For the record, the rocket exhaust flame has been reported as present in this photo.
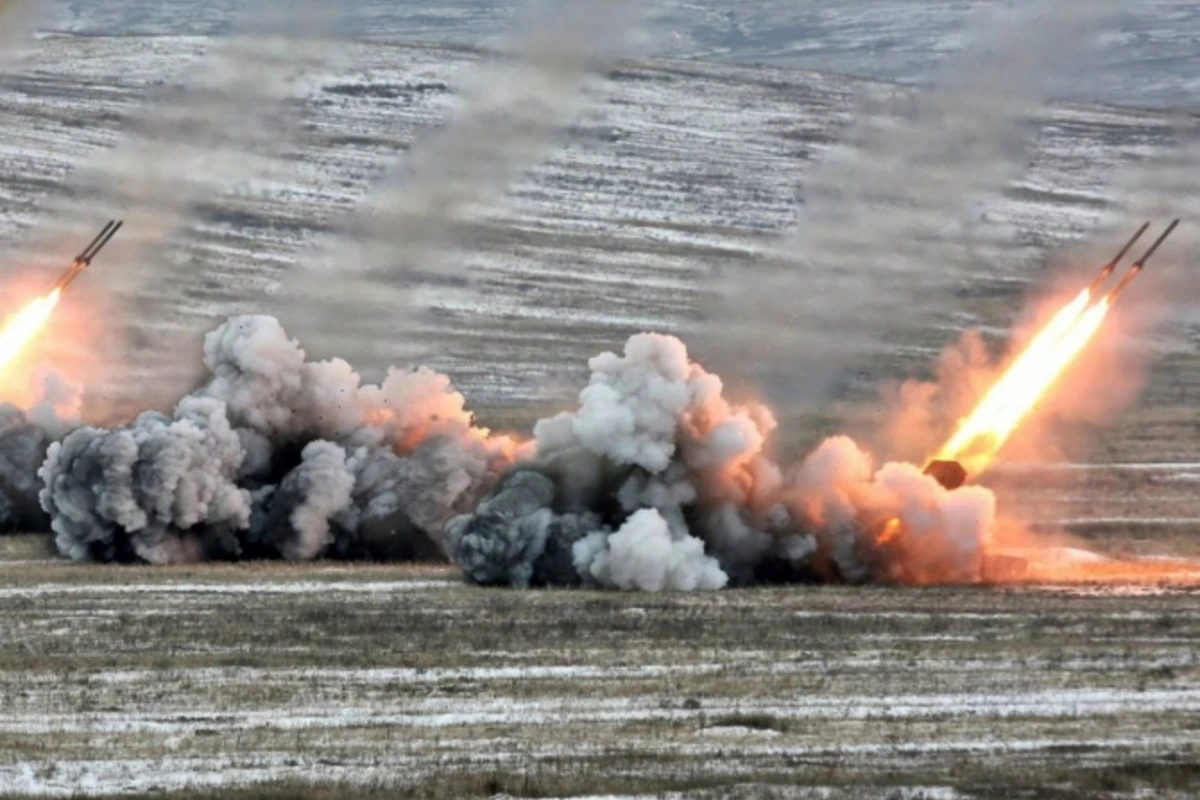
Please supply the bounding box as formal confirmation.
[933,288,1094,477]
[0,220,123,381]
[0,288,61,378]
[927,219,1181,487]
[0,211,1180,590]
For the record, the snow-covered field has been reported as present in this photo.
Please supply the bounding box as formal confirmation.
[0,546,1197,797]
[0,6,1198,797]
[36,1,1200,108]
[0,33,1195,423]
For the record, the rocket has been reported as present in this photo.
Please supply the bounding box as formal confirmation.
[922,219,1182,492]
[51,220,124,293]
[1085,221,1148,294]
[1104,218,1180,301]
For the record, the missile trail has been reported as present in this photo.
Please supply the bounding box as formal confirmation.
[925,219,1182,490]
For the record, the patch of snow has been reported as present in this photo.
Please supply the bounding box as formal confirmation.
[0,580,458,599]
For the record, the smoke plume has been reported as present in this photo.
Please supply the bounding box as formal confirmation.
[7,0,345,416]
[0,0,38,69]
[0,369,79,533]
[448,332,996,590]
[278,0,641,369]
[52,0,340,270]
[876,329,998,464]
[702,0,1122,404]
[39,315,519,563]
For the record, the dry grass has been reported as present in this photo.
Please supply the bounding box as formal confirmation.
[0,534,1198,797]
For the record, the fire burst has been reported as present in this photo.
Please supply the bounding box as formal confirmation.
[0,221,123,382]
[0,289,62,378]
[930,219,1179,482]
[934,289,1108,476]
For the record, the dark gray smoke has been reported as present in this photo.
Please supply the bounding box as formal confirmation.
[39,315,520,563]
[0,369,79,533]
[448,333,995,591]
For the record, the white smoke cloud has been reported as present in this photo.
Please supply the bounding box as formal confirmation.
[7,316,1000,587]
[575,508,728,592]
[789,436,995,584]
[271,441,354,560]
[556,333,701,472]
[450,332,996,591]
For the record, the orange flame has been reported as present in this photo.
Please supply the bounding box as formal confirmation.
[876,517,903,546]
[0,289,62,380]
[934,289,1110,476]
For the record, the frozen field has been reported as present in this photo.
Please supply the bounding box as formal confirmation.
[0,12,1199,799]
[0,35,1196,423]
[39,0,1200,107]
[0,536,1197,798]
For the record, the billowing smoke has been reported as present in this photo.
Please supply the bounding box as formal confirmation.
[448,332,995,590]
[39,315,520,564]
[0,369,80,533]
[876,329,998,465]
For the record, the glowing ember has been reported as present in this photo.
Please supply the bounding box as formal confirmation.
[877,517,903,546]
[934,289,1110,476]
[0,289,61,379]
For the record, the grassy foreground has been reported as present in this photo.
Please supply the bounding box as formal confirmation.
[0,535,1198,798]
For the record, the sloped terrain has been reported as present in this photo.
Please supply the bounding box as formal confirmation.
[0,15,1198,800]
[0,35,1191,410]
[39,0,1200,107]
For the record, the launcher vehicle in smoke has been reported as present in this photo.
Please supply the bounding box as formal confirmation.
[923,459,968,491]
[922,219,1181,492]
[52,220,123,293]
